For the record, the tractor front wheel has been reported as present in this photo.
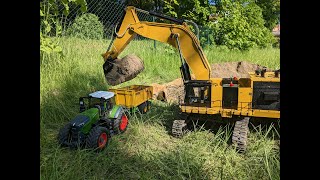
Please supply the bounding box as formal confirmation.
[58,123,72,147]
[86,126,110,151]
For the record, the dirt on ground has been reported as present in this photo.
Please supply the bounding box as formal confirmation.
[152,61,273,103]
[104,54,144,86]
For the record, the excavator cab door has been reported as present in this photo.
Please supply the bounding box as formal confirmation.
[183,80,211,107]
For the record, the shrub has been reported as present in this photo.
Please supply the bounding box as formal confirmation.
[199,0,276,50]
[67,13,104,40]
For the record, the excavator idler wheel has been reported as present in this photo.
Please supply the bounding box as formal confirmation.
[232,117,250,153]
[172,120,187,138]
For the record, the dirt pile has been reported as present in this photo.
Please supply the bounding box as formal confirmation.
[152,61,272,103]
[103,54,145,86]
[152,78,184,102]
[210,61,271,78]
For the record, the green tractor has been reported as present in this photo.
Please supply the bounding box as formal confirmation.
[58,91,129,151]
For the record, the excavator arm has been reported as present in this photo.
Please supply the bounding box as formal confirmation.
[102,6,211,81]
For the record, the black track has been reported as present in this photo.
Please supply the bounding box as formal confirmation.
[172,120,187,138]
[232,117,250,153]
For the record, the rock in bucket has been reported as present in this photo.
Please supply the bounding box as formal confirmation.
[103,54,145,86]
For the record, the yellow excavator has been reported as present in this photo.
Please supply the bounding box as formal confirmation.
[102,6,280,152]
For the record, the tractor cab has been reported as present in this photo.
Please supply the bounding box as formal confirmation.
[79,91,115,117]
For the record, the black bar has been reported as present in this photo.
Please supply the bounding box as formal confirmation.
[149,11,184,24]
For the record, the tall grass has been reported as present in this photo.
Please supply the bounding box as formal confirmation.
[40,37,280,180]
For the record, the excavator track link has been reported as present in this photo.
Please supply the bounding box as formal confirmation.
[232,117,250,153]
[172,120,187,138]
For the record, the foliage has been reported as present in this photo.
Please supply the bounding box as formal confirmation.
[200,0,275,50]
[40,0,87,55]
[255,0,280,30]
[40,32,62,55]
[163,0,179,17]
[66,13,104,40]
[163,0,216,25]
[124,0,163,11]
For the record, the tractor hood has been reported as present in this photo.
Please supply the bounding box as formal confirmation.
[70,115,90,127]
[69,108,100,134]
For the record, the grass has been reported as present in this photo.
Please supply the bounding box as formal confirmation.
[40,37,280,180]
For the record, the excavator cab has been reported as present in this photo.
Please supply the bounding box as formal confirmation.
[184,80,212,107]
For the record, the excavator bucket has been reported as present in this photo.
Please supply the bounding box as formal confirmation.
[103,54,145,86]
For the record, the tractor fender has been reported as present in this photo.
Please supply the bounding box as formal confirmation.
[108,105,123,119]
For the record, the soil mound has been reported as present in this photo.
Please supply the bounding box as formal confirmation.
[152,61,273,103]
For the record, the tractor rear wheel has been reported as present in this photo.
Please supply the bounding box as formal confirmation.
[232,117,250,153]
[86,126,110,151]
[113,112,129,134]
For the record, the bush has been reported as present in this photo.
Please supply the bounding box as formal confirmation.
[67,13,104,40]
[199,0,276,50]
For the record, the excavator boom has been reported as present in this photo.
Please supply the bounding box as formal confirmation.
[102,6,211,83]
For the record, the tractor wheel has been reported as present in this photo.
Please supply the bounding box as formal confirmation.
[172,120,187,138]
[86,126,110,151]
[232,117,250,153]
[113,112,129,134]
[138,102,148,114]
[58,123,72,147]
[58,123,84,149]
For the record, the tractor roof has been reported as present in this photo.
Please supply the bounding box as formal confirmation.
[89,91,115,99]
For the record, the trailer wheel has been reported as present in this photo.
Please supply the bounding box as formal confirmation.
[86,126,110,151]
[147,101,151,111]
[138,102,148,114]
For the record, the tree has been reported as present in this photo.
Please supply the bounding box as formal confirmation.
[255,0,280,30]
[203,0,275,50]
[163,0,216,25]
[124,0,163,11]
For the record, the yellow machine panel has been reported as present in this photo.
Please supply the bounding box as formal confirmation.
[180,73,280,119]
